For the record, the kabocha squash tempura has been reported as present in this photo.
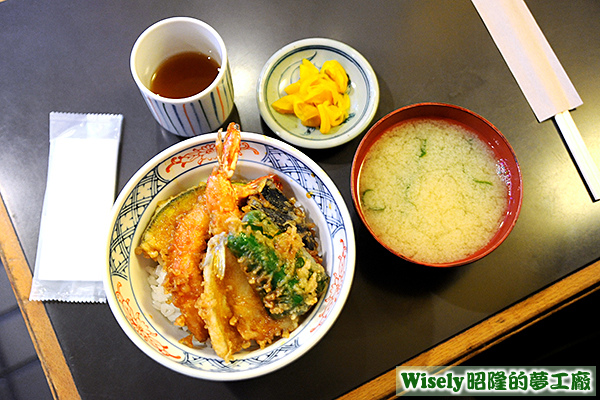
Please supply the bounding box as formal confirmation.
[272,59,350,133]
[136,123,329,361]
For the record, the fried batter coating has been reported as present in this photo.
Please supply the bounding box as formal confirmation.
[163,199,211,343]
[198,234,250,361]
[222,249,297,348]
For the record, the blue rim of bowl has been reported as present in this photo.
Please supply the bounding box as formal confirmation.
[105,132,356,380]
[257,38,379,149]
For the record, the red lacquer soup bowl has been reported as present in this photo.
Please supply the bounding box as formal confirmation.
[351,103,523,267]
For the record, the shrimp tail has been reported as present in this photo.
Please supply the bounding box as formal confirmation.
[204,232,228,279]
[215,123,241,179]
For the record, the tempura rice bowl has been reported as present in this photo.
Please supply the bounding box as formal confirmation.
[105,132,355,380]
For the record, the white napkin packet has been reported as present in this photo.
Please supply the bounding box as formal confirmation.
[30,112,123,302]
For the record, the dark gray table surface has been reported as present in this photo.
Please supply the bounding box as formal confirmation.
[1,0,600,398]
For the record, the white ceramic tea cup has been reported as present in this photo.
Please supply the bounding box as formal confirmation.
[130,17,234,137]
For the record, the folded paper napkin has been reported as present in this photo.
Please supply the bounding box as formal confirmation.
[30,112,123,302]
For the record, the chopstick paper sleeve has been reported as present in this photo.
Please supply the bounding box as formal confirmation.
[471,0,582,121]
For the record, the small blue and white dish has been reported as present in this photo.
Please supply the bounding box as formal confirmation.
[257,38,379,149]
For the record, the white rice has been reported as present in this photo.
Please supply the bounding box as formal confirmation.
[146,263,183,326]
[145,263,211,349]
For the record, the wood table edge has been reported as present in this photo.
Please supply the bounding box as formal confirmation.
[337,260,600,399]
[0,193,81,400]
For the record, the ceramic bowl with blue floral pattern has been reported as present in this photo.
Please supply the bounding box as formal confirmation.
[105,131,355,380]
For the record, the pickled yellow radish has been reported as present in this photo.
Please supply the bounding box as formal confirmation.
[272,58,350,133]
[284,80,301,95]
[321,60,348,92]
[325,103,345,126]
[271,94,297,114]
[293,101,320,127]
[317,103,331,133]
[299,58,319,79]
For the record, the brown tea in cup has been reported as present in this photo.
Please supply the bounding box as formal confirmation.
[131,17,234,136]
[150,51,220,99]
